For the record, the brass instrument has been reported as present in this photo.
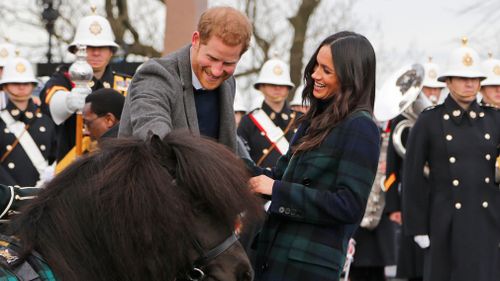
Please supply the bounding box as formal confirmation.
[375,63,426,158]
[359,64,426,228]
[360,132,388,230]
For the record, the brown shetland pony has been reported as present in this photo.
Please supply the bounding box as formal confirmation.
[5,131,261,281]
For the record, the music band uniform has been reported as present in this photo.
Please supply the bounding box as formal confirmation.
[40,65,129,162]
[238,103,297,168]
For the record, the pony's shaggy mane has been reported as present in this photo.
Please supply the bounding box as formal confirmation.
[8,130,260,281]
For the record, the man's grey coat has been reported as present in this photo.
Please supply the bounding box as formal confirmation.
[119,45,238,152]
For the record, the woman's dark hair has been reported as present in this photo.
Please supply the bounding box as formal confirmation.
[295,31,376,152]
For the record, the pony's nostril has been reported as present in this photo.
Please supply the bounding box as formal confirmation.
[238,270,253,281]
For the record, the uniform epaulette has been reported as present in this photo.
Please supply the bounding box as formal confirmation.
[111,72,133,95]
[55,64,69,73]
[423,103,443,112]
[248,107,263,115]
[112,71,132,78]
[480,103,499,110]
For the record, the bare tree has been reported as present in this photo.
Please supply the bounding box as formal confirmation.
[0,0,163,62]
[460,0,500,56]
[210,0,360,104]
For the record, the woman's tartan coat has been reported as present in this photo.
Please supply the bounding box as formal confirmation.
[252,111,381,281]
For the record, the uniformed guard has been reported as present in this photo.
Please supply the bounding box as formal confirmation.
[237,58,297,168]
[479,53,500,107]
[402,37,500,281]
[0,56,56,187]
[289,84,310,114]
[39,7,131,171]
[233,87,247,127]
[0,184,39,225]
[382,61,445,281]
[0,42,16,110]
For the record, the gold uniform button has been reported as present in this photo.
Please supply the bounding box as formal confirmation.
[10,109,19,116]
[449,157,456,163]
[260,131,266,136]
[40,144,46,151]
[455,202,462,209]
[452,179,459,186]
[446,134,453,141]
[8,162,15,169]
[25,111,33,119]
[484,133,490,140]
[103,82,111,88]
[485,177,490,183]
[482,201,489,208]
[486,154,491,160]
[469,111,477,118]
[39,126,46,132]
[262,148,269,155]
[452,110,461,117]
[281,113,289,120]
[36,112,42,118]
[4,128,9,133]
[269,112,276,120]
[6,145,12,151]
[479,112,485,118]
[443,114,450,120]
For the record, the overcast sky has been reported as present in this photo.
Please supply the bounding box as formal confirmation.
[354,0,494,67]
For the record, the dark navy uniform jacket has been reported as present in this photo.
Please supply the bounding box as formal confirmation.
[39,65,129,162]
[402,95,500,281]
[238,102,298,168]
[385,114,425,278]
[0,100,56,186]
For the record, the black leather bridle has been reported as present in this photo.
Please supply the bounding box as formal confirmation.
[183,232,239,281]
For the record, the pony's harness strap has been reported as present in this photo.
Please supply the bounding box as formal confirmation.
[193,232,238,267]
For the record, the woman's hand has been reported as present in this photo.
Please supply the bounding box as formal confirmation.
[249,175,274,195]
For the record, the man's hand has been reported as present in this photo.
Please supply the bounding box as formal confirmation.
[414,235,430,248]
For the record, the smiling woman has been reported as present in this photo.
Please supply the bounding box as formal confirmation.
[249,31,380,281]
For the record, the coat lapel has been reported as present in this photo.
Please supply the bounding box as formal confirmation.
[177,45,199,133]
[217,79,236,149]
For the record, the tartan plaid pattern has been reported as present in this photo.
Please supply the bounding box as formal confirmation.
[254,111,380,281]
[0,235,58,281]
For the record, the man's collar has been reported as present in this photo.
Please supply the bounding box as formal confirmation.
[443,95,482,124]
[5,99,37,121]
[189,48,203,90]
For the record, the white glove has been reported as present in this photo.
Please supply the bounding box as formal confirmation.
[414,235,430,249]
[66,91,86,113]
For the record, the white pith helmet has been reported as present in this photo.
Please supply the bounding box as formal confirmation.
[68,6,119,54]
[0,42,16,68]
[422,57,446,88]
[254,58,295,89]
[0,56,38,86]
[290,84,310,106]
[437,37,485,82]
[480,52,500,87]
[233,88,247,113]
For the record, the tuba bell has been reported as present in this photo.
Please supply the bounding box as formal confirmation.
[375,63,426,158]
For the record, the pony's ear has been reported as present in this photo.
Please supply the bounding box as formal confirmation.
[148,132,177,177]
[149,132,163,148]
